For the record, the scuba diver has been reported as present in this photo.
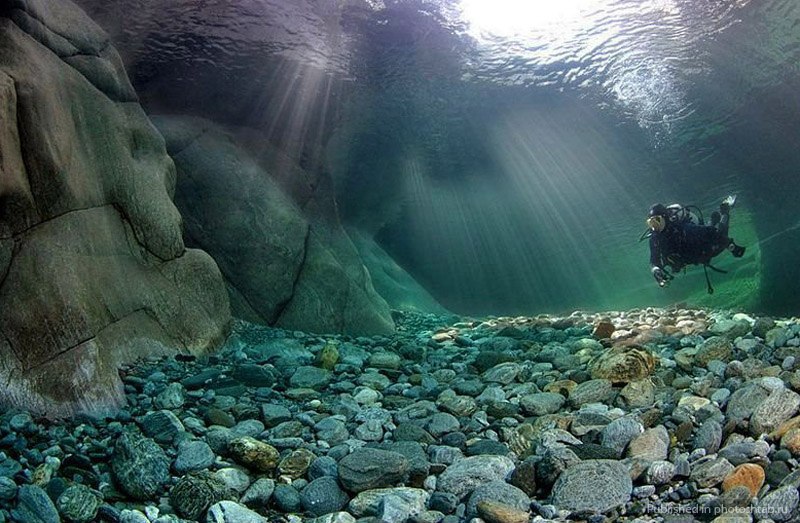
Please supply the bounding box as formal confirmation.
[643,195,746,294]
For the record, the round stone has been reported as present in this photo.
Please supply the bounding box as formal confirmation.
[519,393,565,416]
[338,449,409,493]
[427,413,460,437]
[645,461,676,485]
[227,437,280,472]
[56,485,101,523]
[437,455,515,499]
[550,460,632,514]
[290,366,331,390]
[169,471,232,520]
[626,426,669,461]
[589,346,656,383]
[600,416,644,457]
[465,480,530,519]
[174,440,215,474]
[279,448,316,479]
[300,477,349,517]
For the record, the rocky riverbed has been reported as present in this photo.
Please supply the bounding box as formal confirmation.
[2,308,800,523]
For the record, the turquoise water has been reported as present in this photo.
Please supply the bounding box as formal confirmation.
[75,0,800,316]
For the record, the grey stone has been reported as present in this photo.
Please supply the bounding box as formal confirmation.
[550,460,632,513]
[519,393,566,416]
[726,384,770,421]
[301,477,350,517]
[600,416,644,457]
[645,460,676,485]
[427,413,460,436]
[751,388,800,436]
[308,456,339,480]
[206,501,266,523]
[626,425,669,461]
[483,363,521,385]
[368,352,402,370]
[348,488,429,518]
[465,480,530,518]
[355,420,383,441]
[11,485,59,523]
[0,14,229,418]
[690,457,735,488]
[754,485,799,522]
[428,445,464,465]
[240,478,275,506]
[232,365,275,388]
[718,440,770,465]
[272,484,302,513]
[214,467,252,494]
[140,410,185,443]
[0,477,16,501]
[437,455,515,498]
[111,432,170,500]
[155,382,186,410]
[261,404,292,427]
[694,420,723,454]
[305,513,356,523]
[290,366,332,390]
[376,441,430,484]
[174,440,216,473]
[338,449,409,493]
[119,510,150,523]
[315,417,350,446]
[157,116,394,336]
[569,379,613,407]
[380,492,427,523]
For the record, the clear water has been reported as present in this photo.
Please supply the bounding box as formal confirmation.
[77,0,800,316]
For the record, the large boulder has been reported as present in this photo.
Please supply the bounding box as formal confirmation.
[0,0,231,417]
[154,115,395,335]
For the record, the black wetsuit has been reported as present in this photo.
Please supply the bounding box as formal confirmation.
[650,211,730,271]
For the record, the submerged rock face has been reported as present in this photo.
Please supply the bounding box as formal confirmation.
[154,115,396,335]
[0,0,231,416]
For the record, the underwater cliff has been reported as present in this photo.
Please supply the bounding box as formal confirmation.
[1,0,800,522]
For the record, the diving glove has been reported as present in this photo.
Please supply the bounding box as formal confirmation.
[729,243,746,258]
[652,267,669,287]
[720,194,737,212]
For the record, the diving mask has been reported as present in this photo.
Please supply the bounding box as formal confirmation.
[647,215,665,232]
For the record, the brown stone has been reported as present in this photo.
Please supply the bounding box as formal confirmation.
[592,320,615,339]
[695,337,732,367]
[721,463,765,498]
[781,427,800,455]
[477,501,530,523]
[227,437,280,472]
[589,345,658,383]
[771,416,800,440]
[543,380,577,396]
